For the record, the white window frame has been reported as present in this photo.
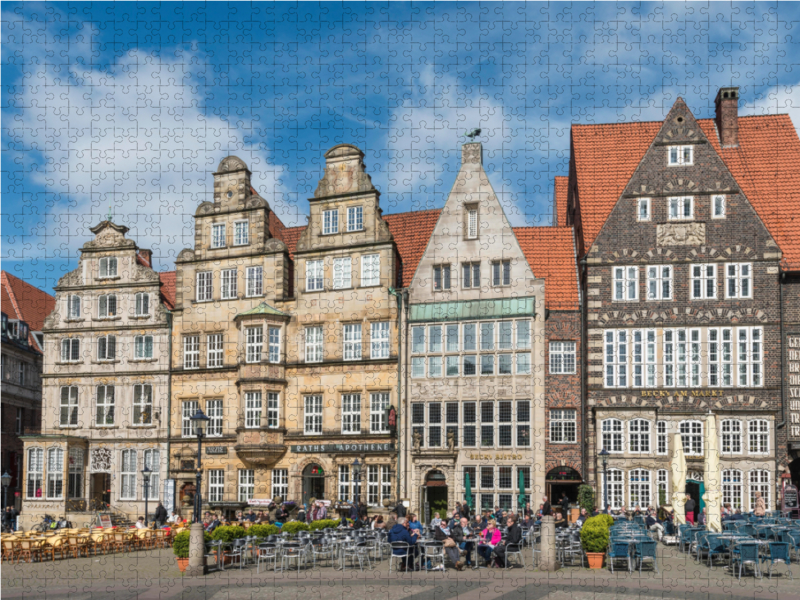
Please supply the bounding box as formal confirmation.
[370,322,390,359]
[238,469,255,502]
[709,327,733,387]
[246,326,263,363]
[725,263,752,299]
[601,418,623,453]
[267,392,279,428]
[333,257,352,289]
[221,268,238,300]
[411,326,424,354]
[97,334,116,361]
[667,145,693,166]
[133,383,153,425]
[491,261,511,287]
[516,321,530,350]
[245,266,263,297]
[268,327,281,363]
[272,469,288,500]
[211,223,226,248]
[367,465,379,506]
[120,449,137,501]
[343,324,362,361]
[183,335,200,369]
[60,338,81,362]
[338,465,351,501]
[656,421,668,455]
[98,294,118,318]
[637,197,650,221]
[322,209,339,235]
[679,420,703,456]
[196,272,213,302]
[628,419,651,454]
[411,357,425,378]
[134,292,150,317]
[143,449,160,500]
[347,206,363,232]
[134,335,153,359]
[304,326,323,363]
[516,353,531,375]
[613,266,639,301]
[657,469,669,505]
[747,419,769,455]
[26,447,43,499]
[206,399,223,437]
[549,409,576,443]
[646,265,672,300]
[208,469,224,503]
[433,264,451,291]
[207,333,224,368]
[59,386,79,427]
[664,329,689,388]
[234,220,249,246]
[629,469,651,509]
[46,448,64,501]
[712,194,726,218]
[341,393,361,434]
[722,469,744,511]
[748,469,770,512]
[361,254,380,287]
[690,264,717,299]
[467,209,478,239]
[95,385,115,426]
[632,329,657,388]
[736,327,762,387]
[370,392,389,434]
[244,391,262,429]
[306,260,324,292]
[428,356,442,378]
[668,196,694,220]
[549,341,576,374]
[304,395,323,435]
[603,469,624,510]
[67,294,82,319]
[462,262,480,289]
[181,401,199,438]
[99,257,118,278]
[604,330,628,388]
[721,418,742,455]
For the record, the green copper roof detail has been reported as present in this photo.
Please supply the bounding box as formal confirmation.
[408,297,536,323]
[235,302,291,318]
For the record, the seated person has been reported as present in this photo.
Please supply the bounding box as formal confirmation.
[387,517,419,571]
[493,516,522,567]
[645,509,664,540]
[456,517,475,568]
[477,520,502,567]
[433,520,462,570]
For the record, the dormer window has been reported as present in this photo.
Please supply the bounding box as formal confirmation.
[668,145,693,166]
[713,195,726,218]
[668,196,694,221]
[68,295,81,319]
[347,206,363,232]
[323,209,339,235]
[466,207,478,239]
[98,294,118,318]
[99,257,117,278]
[637,198,651,221]
[211,223,226,248]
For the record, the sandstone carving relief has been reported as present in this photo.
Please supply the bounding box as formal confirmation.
[90,447,112,473]
[657,222,705,246]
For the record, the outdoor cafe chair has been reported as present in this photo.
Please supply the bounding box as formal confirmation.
[421,541,445,572]
[388,541,411,573]
[633,540,658,573]
[763,542,792,580]
[224,538,248,570]
[504,543,526,568]
[608,541,632,573]
[67,535,89,559]
[733,542,762,580]
[694,532,709,562]
[18,539,43,563]
[256,543,279,573]
[2,539,19,564]
[280,542,305,572]
[310,538,335,568]
[342,540,372,572]
[705,534,728,567]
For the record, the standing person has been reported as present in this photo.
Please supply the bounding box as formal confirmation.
[453,502,462,520]
[477,520,502,568]
[753,491,766,517]
[349,501,359,522]
[560,493,570,520]
[359,500,368,520]
[524,502,533,518]
[154,502,168,528]
[541,496,552,517]
[297,504,307,523]
[684,494,696,525]
[493,516,522,568]
[394,500,407,518]
[461,500,471,520]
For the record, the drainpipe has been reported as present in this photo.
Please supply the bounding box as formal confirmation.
[579,256,588,486]
[388,286,406,503]
[166,310,173,480]
[778,272,786,430]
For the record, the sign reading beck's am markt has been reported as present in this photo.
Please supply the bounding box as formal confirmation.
[291,443,395,453]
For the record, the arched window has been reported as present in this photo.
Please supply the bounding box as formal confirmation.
[602,418,623,453]
[604,469,624,509]
[722,469,743,511]
[628,419,651,454]
[629,469,651,508]
[67,295,81,319]
[46,448,64,500]
[26,448,43,498]
[747,420,769,455]
[679,420,703,456]
[720,419,742,454]
[748,470,770,511]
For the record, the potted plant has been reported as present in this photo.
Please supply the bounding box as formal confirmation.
[280,521,310,537]
[580,515,611,569]
[172,530,211,572]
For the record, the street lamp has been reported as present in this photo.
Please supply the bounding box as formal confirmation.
[190,409,210,524]
[352,459,362,506]
[1,471,11,512]
[142,466,152,527]
[599,448,609,514]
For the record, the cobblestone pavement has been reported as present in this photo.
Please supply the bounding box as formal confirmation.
[2,545,797,600]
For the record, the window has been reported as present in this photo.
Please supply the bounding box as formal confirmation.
[208,470,224,503]
[637,198,650,221]
[411,403,424,447]
[498,401,512,447]
[341,394,361,434]
[602,418,623,453]
[95,385,115,425]
[68,448,83,499]
[428,403,442,447]
[462,263,481,288]
[381,466,392,505]
[516,321,530,349]
[46,448,65,499]
[338,466,351,501]
[737,327,762,387]
[480,466,494,489]
[183,335,199,369]
[267,392,279,428]
[498,322,512,350]
[668,196,694,220]
[361,254,380,286]
[480,355,494,375]
[211,223,226,248]
[245,327,262,363]
[143,449,159,500]
[550,341,576,374]
[428,356,442,377]
[221,269,238,299]
[629,469,651,508]
[120,449,136,501]
[679,420,703,456]
[498,466,513,490]
[245,392,262,428]
[646,265,672,300]
[628,419,651,454]
[748,419,769,455]
[446,355,459,376]
[604,469,624,510]
[549,408,575,443]
[97,335,116,361]
[467,208,478,239]
[712,195,726,218]
[613,266,639,301]
[134,292,150,316]
[67,295,81,319]
[657,470,668,505]
[370,392,389,434]
[323,209,339,235]
[664,329,688,387]
[238,470,255,502]
[196,272,212,302]
[272,469,288,500]
[464,323,477,351]
[748,470,770,512]
[267,327,281,363]
[492,261,511,286]
[59,386,79,427]
[498,354,512,375]
[516,353,531,375]
[246,266,263,297]
[657,421,668,455]
[18,361,25,386]
[347,206,363,231]
[722,469,743,510]
[446,402,459,447]
[427,325,442,353]
[691,264,717,299]
[726,263,752,299]
[234,220,249,246]
[306,260,324,292]
[709,328,733,386]
[98,294,118,318]
[632,329,657,387]
[99,257,117,278]
[333,257,352,289]
[411,357,425,378]
[343,324,362,360]
[689,328,701,387]
[480,322,494,351]
[370,322,390,359]
[61,338,81,362]
[433,265,451,291]
[304,326,323,363]
[133,384,153,425]
[207,399,223,437]
[667,145,693,166]
[26,448,43,498]
[181,401,198,437]
[411,326,425,353]
[463,403,477,447]
[206,334,224,368]
[134,335,153,359]
[605,330,628,387]
[304,395,322,434]
[721,419,742,454]
[480,401,494,447]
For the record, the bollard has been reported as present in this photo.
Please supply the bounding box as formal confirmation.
[186,522,207,576]
[539,515,560,571]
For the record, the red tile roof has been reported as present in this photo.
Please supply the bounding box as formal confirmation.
[276,226,306,259]
[514,227,580,311]
[383,209,442,287]
[159,272,176,310]
[571,113,800,268]
[553,176,569,227]
[1,271,56,351]
[268,210,288,245]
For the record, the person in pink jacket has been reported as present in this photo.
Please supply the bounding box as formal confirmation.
[477,520,502,567]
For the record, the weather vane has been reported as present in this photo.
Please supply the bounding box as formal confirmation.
[465,128,481,141]
[108,203,112,222]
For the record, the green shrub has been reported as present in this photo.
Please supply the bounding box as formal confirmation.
[247,524,280,538]
[172,530,211,558]
[210,525,246,543]
[580,515,610,554]
[280,521,310,536]
[577,485,595,512]
[308,519,340,531]
[597,514,614,528]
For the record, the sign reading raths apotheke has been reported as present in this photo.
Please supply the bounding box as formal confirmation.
[291,443,395,453]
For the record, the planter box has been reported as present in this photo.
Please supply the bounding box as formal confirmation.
[585,552,604,569]
[176,558,189,572]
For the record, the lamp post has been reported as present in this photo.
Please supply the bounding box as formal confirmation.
[599,448,609,514]
[190,408,210,524]
[142,466,151,527]
[187,408,210,576]
[352,459,362,506]
[1,471,11,513]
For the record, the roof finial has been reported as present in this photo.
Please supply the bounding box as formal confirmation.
[465,128,482,141]
[107,203,113,222]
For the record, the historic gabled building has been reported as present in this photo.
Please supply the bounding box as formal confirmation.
[568,88,798,512]
[19,223,173,528]
[1,272,54,510]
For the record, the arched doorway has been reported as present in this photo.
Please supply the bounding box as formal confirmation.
[302,464,325,505]
[546,466,582,506]
[422,469,448,524]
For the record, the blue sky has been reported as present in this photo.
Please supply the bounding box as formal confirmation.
[3,1,800,294]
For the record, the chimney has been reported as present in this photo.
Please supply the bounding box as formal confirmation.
[715,87,739,148]
[138,249,152,267]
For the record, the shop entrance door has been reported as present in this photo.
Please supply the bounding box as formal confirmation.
[302,464,325,505]
[91,473,111,510]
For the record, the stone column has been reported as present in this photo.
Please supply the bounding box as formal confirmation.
[538,516,560,571]
[186,522,207,576]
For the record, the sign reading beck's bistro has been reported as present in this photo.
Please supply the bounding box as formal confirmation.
[291,443,395,454]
